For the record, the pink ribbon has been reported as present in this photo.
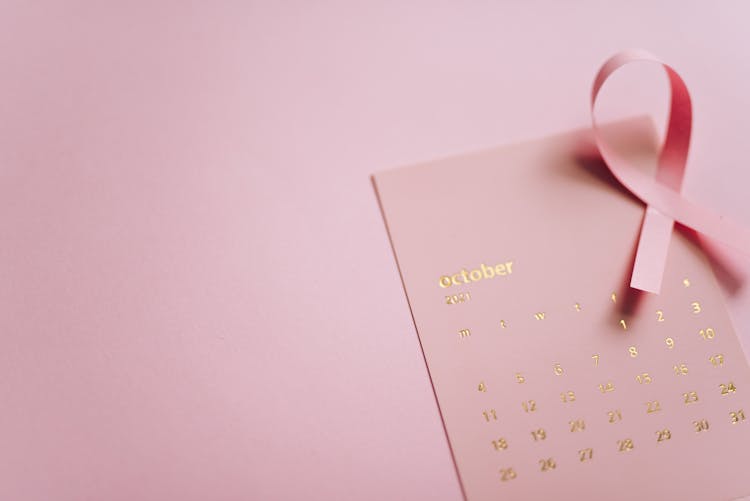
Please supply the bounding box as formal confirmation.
[591,49,750,293]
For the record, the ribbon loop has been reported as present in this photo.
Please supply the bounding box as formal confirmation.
[591,50,750,293]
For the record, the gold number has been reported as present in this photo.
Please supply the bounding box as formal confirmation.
[619,319,627,330]
[683,391,699,404]
[560,391,576,403]
[656,429,672,442]
[569,419,586,432]
[522,400,537,412]
[691,301,702,314]
[531,428,547,441]
[478,381,487,392]
[617,438,634,452]
[446,292,471,305]
[665,337,675,349]
[499,468,517,482]
[483,409,498,421]
[673,364,689,376]
[693,419,710,432]
[515,373,525,384]
[553,363,564,376]
[592,354,599,367]
[730,410,746,424]
[500,319,507,329]
[699,327,716,340]
[598,382,615,393]
[628,346,638,358]
[635,373,652,384]
[646,400,662,414]
[492,438,509,450]
[539,458,556,472]
[720,382,737,395]
[578,448,593,462]
[656,310,665,322]
[607,409,623,423]
[710,354,725,367]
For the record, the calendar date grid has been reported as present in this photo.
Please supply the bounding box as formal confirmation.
[449,277,747,484]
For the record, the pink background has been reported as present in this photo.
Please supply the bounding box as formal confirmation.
[1,2,749,500]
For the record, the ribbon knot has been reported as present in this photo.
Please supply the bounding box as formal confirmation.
[591,49,750,293]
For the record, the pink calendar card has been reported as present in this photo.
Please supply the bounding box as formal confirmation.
[373,117,750,500]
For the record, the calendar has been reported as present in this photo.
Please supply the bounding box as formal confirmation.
[373,117,750,500]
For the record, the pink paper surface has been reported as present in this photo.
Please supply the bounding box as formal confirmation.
[374,118,750,500]
[2,2,750,500]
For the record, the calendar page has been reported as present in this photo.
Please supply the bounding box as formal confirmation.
[373,118,750,501]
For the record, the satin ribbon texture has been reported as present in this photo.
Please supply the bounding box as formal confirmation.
[591,49,750,294]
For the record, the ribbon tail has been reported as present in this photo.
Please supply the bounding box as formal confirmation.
[631,207,675,293]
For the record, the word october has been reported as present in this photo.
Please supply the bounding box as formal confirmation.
[439,261,514,288]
